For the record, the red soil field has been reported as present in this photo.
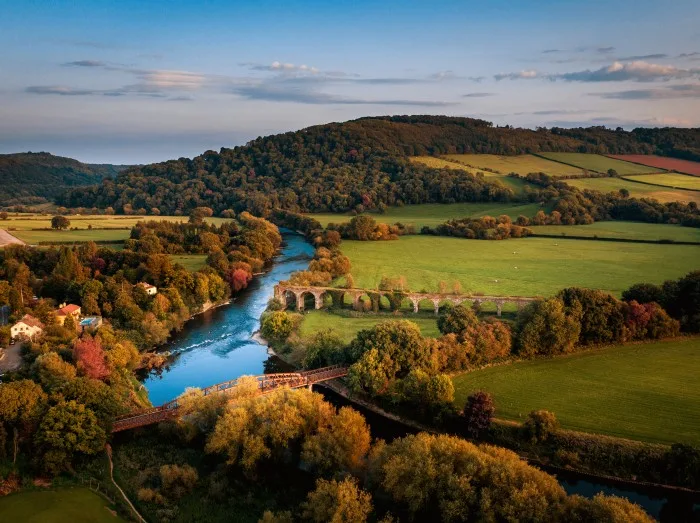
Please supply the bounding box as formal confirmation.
[608,155,700,177]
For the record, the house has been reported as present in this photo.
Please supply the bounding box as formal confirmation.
[138,282,158,296]
[11,314,45,341]
[79,316,103,333]
[55,303,81,326]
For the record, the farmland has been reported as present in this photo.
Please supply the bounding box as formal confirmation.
[443,153,584,177]
[451,337,700,445]
[0,488,125,523]
[537,153,661,175]
[623,173,700,191]
[298,310,440,343]
[609,154,700,177]
[409,156,537,195]
[562,176,700,205]
[530,221,700,242]
[335,235,700,297]
[308,202,541,229]
[170,254,209,272]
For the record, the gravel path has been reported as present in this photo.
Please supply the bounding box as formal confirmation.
[0,229,25,247]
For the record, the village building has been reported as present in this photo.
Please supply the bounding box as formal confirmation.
[55,303,81,326]
[79,316,103,333]
[138,282,158,296]
[10,314,45,341]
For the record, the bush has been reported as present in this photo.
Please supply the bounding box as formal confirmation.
[159,463,198,499]
[524,410,559,443]
[463,391,495,438]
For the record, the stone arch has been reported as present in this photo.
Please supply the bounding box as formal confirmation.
[281,290,297,310]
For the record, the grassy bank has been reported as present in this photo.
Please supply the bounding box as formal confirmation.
[451,338,700,446]
[0,487,125,522]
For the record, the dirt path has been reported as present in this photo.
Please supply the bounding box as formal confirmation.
[0,229,25,247]
[0,343,23,373]
[105,444,147,523]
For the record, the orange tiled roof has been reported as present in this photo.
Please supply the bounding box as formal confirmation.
[17,314,44,329]
[57,304,81,316]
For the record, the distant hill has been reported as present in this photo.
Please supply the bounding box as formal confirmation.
[0,152,133,205]
[59,116,700,215]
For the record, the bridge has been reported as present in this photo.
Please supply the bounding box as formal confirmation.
[112,365,348,433]
[275,284,538,317]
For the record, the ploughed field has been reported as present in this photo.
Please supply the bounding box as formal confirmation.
[608,154,700,177]
[0,488,125,523]
[563,176,700,205]
[536,152,662,175]
[622,173,700,191]
[308,202,541,229]
[451,338,700,446]
[335,235,700,297]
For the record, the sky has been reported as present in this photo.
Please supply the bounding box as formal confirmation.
[1,0,699,164]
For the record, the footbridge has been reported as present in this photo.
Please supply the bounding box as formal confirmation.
[274,284,538,316]
[112,365,348,433]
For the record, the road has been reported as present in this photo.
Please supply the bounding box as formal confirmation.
[0,343,23,373]
[0,229,25,247]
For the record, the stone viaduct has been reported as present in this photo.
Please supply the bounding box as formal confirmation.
[274,284,538,317]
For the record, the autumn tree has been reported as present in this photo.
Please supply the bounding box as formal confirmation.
[463,391,495,438]
[437,304,479,337]
[261,311,294,342]
[524,410,559,443]
[0,380,47,463]
[32,352,77,391]
[51,215,70,230]
[74,337,110,380]
[302,478,373,523]
[517,298,581,357]
[160,464,199,499]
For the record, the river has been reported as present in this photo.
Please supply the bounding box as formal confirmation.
[141,230,699,522]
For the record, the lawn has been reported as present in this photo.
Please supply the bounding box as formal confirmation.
[563,177,700,205]
[443,154,584,177]
[11,229,132,244]
[623,173,700,191]
[530,221,700,243]
[409,156,536,195]
[451,338,700,445]
[298,310,440,343]
[170,254,208,272]
[536,153,661,175]
[308,202,541,229]
[0,488,125,522]
[608,155,700,177]
[336,235,700,297]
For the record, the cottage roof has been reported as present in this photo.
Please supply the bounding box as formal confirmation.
[16,314,44,329]
[57,304,81,316]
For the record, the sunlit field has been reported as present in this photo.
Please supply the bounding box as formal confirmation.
[537,153,662,175]
[623,173,700,191]
[444,153,584,177]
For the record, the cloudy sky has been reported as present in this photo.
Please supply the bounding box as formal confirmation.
[1,0,699,163]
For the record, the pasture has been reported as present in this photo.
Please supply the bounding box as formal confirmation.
[608,155,700,177]
[451,338,700,445]
[563,176,700,205]
[308,202,541,229]
[0,488,125,522]
[171,254,209,272]
[298,310,440,343]
[443,154,584,177]
[409,156,535,195]
[537,153,660,175]
[530,221,700,243]
[623,173,700,191]
[335,235,700,297]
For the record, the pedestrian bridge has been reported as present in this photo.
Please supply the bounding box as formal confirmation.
[112,365,348,433]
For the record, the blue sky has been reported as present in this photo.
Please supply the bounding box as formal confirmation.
[1,0,699,163]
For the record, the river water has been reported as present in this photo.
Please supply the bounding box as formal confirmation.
[141,230,699,522]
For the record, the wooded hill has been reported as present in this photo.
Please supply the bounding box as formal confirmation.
[0,152,132,205]
[58,116,700,215]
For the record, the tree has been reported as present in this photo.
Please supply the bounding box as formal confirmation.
[557,288,626,345]
[524,410,559,443]
[230,268,252,292]
[561,494,653,523]
[664,443,700,489]
[189,206,214,225]
[437,304,479,337]
[74,337,110,380]
[303,329,347,369]
[59,377,124,427]
[51,215,70,230]
[622,282,665,305]
[62,313,77,332]
[160,464,199,499]
[34,400,106,474]
[32,352,77,391]
[463,391,495,438]
[302,478,373,523]
[0,380,47,463]
[517,298,581,357]
[260,311,294,342]
[0,211,8,220]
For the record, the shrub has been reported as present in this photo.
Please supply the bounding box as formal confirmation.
[159,463,199,499]
[524,410,559,443]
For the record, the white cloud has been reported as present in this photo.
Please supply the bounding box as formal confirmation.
[553,61,700,82]
[494,70,539,81]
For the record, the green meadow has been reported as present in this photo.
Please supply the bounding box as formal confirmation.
[536,152,660,175]
[336,235,700,297]
[0,488,125,523]
[451,338,700,445]
[530,221,700,243]
[170,254,209,272]
[563,176,700,205]
[443,153,584,177]
[308,202,541,229]
[623,173,700,191]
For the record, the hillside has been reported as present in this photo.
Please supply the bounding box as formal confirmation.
[58,116,700,215]
[0,152,132,205]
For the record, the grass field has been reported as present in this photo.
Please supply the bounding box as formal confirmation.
[336,236,700,297]
[0,488,125,522]
[409,156,536,195]
[563,176,700,205]
[537,153,661,175]
[170,254,208,271]
[11,229,133,244]
[623,173,700,191]
[308,202,541,229]
[608,155,700,177]
[451,338,700,445]
[443,154,584,177]
[530,221,700,243]
[298,310,440,343]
